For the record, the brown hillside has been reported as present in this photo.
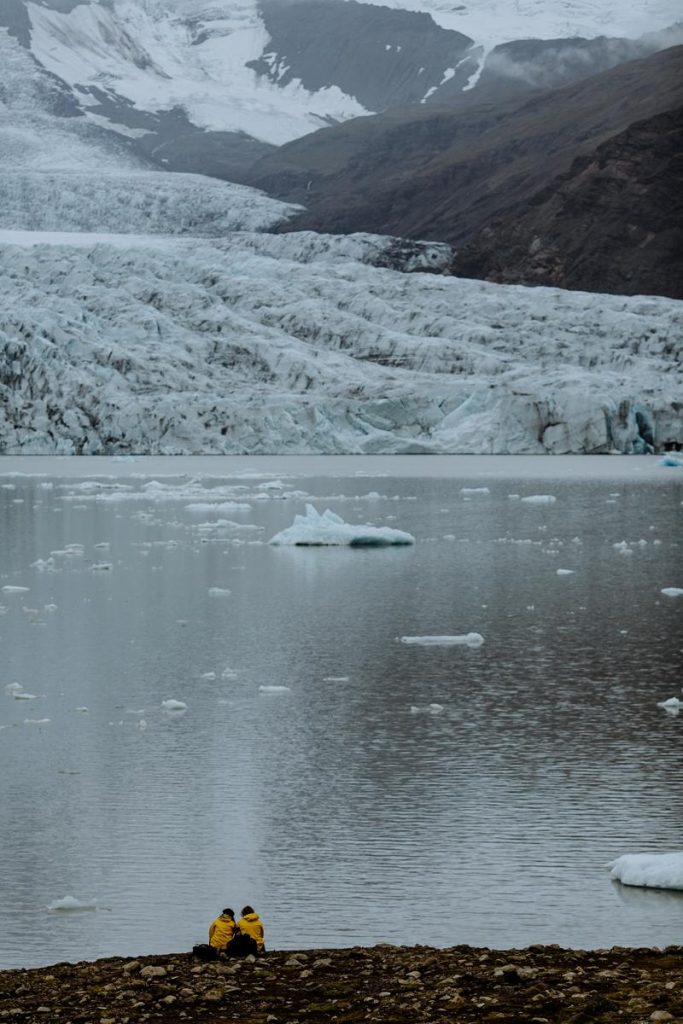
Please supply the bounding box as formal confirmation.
[452,105,683,298]
[244,45,683,259]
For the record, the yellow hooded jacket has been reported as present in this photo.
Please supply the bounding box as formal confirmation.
[209,913,236,949]
[238,912,265,952]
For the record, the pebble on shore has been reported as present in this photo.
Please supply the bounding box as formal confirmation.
[0,943,681,1023]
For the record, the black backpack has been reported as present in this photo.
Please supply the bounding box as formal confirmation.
[192,943,220,961]
[227,932,258,958]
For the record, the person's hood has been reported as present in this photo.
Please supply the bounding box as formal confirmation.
[243,913,260,922]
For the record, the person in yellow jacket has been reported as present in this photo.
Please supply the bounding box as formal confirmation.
[208,908,236,952]
[237,905,265,953]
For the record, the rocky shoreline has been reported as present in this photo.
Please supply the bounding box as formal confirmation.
[1,944,681,1023]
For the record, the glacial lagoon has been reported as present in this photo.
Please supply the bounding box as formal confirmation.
[1,456,681,968]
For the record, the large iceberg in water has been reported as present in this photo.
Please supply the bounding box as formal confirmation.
[606,852,683,891]
[268,504,415,546]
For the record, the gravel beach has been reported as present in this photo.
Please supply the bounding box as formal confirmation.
[1,944,681,1023]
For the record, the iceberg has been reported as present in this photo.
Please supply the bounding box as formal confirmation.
[521,495,557,504]
[259,685,291,693]
[161,699,187,711]
[410,703,445,714]
[400,633,484,647]
[657,697,683,709]
[47,896,97,912]
[268,504,415,547]
[661,587,683,597]
[606,852,683,891]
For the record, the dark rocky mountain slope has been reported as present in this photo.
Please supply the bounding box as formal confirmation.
[248,0,478,109]
[243,46,683,296]
[453,105,683,298]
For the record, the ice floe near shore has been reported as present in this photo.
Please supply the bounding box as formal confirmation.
[606,852,683,891]
[268,504,415,546]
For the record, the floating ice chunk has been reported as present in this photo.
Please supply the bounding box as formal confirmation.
[2,585,30,593]
[75,707,89,713]
[137,719,147,732]
[161,699,187,711]
[208,587,231,597]
[200,672,217,679]
[47,896,97,912]
[400,633,484,648]
[657,455,683,467]
[31,558,56,572]
[460,487,490,495]
[44,604,58,613]
[14,691,37,700]
[521,495,556,504]
[657,697,683,709]
[24,718,50,725]
[186,502,251,512]
[410,703,445,715]
[6,683,24,695]
[556,569,575,575]
[90,563,112,571]
[258,685,291,693]
[269,504,414,547]
[606,852,683,891]
[323,676,350,682]
[661,587,683,597]
[221,667,238,679]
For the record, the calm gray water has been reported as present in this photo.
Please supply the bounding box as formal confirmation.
[1,457,682,968]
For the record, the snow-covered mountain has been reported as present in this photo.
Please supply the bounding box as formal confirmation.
[3,0,681,160]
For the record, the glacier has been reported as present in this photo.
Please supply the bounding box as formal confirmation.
[1,217,680,454]
[1,23,681,457]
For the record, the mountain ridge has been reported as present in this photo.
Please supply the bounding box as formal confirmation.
[241,45,683,297]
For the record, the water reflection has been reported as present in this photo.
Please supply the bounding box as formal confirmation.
[0,465,681,967]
